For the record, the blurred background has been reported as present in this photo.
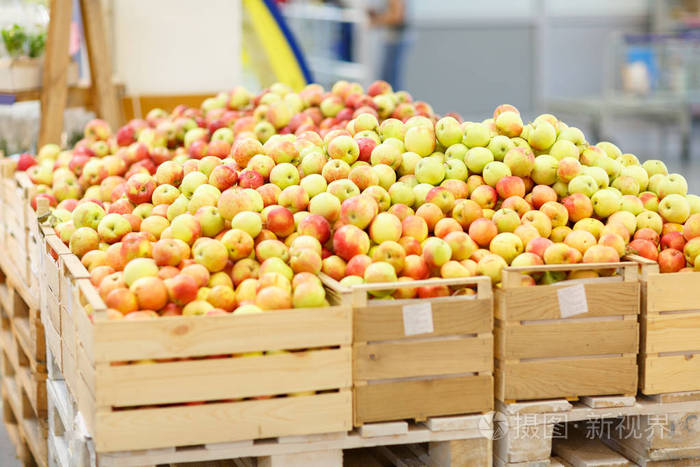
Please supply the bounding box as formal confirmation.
[2,0,700,190]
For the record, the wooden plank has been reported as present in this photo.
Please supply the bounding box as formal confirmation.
[39,0,73,147]
[496,320,638,359]
[644,312,700,353]
[497,356,637,401]
[359,422,408,438]
[646,391,700,403]
[355,336,492,380]
[95,347,351,406]
[580,396,636,409]
[554,428,631,466]
[428,437,492,467]
[641,355,700,395]
[354,298,491,342]
[94,391,351,452]
[258,450,343,467]
[495,282,639,321]
[354,375,492,425]
[79,0,124,129]
[646,272,700,313]
[91,307,351,362]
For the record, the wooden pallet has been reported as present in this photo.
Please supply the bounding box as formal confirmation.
[495,262,640,402]
[322,274,494,426]
[494,394,700,466]
[0,352,48,467]
[628,255,700,396]
[47,371,493,467]
[599,391,700,467]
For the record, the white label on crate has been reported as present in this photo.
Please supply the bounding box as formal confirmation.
[403,302,434,336]
[557,284,589,318]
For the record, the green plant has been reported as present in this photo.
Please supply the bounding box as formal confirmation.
[27,30,46,58]
[2,24,28,58]
[2,24,47,59]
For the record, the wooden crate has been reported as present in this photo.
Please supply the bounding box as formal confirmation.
[630,255,700,395]
[322,274,494,426]
[495,262,640,402]
[65,277,353,453]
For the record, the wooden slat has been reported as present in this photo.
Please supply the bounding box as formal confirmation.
[496,320,638,359]
[641,355,700,395]
[79,0,124,130]
[646,273,700,313]
[39,0,73,147]
[94,391,351,452]
[354,299,491,342]
[644,312,700,353]
[496,356,637,401]
[354,375,492,425]
[95,348,351,406]
[91,307,351,362]
[354,336,492,380]
[496,282,639,321]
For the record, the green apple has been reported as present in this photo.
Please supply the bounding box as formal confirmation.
[415,156,446,185]
[597,141,621,159]
[465,147,494,174]
[372,164,397,190]
[658,193,690,223]
[591,188,622,218]
[444,159,468,181]
[445,143,468,162]
[398,151,422,176]
[531,155,558,186]
[642,159,668,177]
[300,174,327,198]
[482,161,512,187]
[549,139,579,160]
[620,165,649,191]
[568,175,598,198]
[462,122,491,148]
[658,173,688,198]
[413,183,434,206]
[389,182,415,206]
[582,166,609,189]
[487,135,515,162]
[435,116,463,148]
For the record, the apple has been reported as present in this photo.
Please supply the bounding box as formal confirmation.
[72,201,106,229]
[415,156,446,185]
[629,239,659,262]
[171,213,202,244]
[659,173,688,198]
[97,213,132,243]
[477,254,508,283]
[658,194,690,224]
[363,262,398,297]
[658,248,686,273]
[636,211,663,234]
[321,255,346,281]
[69,227,100,258]
[333,224,370,261]
[489,232,524,264]
[591,188,622,218]
[123,258,159,287]
[661,231,686,251]
[543,243,580,264]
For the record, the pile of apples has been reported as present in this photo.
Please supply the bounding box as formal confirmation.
[18,79,700,318]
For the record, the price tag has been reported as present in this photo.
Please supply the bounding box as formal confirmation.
[557,284,589,318]
[403,302,434,336]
